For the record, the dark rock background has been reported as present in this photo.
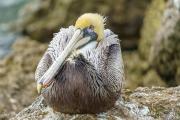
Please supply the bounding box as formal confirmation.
[0,0,179,119]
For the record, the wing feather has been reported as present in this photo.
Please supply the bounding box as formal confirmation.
[82,29,125,92]
[35,26,75,81]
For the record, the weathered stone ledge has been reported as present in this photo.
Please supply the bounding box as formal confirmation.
[11,86,180,120]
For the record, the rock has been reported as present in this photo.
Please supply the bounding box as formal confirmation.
[10,86,180,120]
[138,0,180,86]
[139,0,166,60]
[17,0,151,49]
[0,37,47,118]
[123,51,166,90]
[122,0,174,89]
[10,96,153,120]
[142,70,167,88]
[129,86,180,119]
[149,0,180,86]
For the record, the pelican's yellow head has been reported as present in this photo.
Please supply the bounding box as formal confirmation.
[75,13,105,41]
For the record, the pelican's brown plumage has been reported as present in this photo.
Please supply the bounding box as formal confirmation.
[35,13,125,114]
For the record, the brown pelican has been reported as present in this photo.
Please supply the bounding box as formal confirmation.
[35,13,124,114]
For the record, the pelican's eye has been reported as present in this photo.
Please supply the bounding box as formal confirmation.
[83,25,97,40]
[89,25,94,30]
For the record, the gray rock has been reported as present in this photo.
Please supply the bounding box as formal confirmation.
[11,86,180,120]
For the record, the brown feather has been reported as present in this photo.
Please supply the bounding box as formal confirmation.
[35,26,124,114]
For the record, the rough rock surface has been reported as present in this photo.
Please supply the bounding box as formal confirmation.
[0,37,47,119]
[122,0,170,89]
[138,0,180,86]
[123,51,167,90]
[17,0,151,49]
[1,0,179,119]
[11,86,180,120]
[150,0,180,86]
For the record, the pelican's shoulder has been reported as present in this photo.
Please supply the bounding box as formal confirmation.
[47,26,76,60]
[98,29,120,48]
[50,26,75,46]
[48,26,76,49]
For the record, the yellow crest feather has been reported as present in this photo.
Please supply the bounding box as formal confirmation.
[75,13,105,41]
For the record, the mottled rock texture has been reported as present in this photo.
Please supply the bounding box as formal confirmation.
[122,0,170,89]
[139,0,166,59]
[123,51,167,90]
[0,38,47,119]
[139,0,180,86]
[1,0,179,119]
[150,1,180,86]
[17,0,151,49]
[11,86,180,120]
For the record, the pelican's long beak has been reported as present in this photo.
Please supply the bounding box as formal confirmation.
[37,29,93,94]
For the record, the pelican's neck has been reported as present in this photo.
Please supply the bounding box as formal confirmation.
[78,41,97,54]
